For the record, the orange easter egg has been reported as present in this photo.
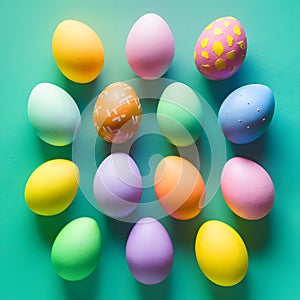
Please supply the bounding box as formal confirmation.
[154,156,206,220]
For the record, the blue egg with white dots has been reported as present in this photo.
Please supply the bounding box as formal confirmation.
[218,84,275,144]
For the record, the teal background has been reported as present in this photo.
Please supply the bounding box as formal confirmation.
[1,0,299,299]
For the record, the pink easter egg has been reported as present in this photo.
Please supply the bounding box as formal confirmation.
[220,157,274,220]
[194,16,247,81]
[126,13,175,80]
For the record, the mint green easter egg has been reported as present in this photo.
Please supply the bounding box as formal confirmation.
[51,217,102,281]
[157,82,204,147]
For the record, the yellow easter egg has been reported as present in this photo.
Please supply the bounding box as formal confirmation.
[25,159,79,216]
[195,220,248,286]
[52,20,105,84]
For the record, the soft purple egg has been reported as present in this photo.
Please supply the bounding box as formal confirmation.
[126,217,174,285]
[93,153,142,218]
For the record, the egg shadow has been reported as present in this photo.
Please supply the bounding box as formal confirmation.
[61,268,100,300]
[233,214,272,252]
[138,276,171,300]
[38,139,72,161]
[34,207,74,244]
[208,275,249,300]
[105,216,134,243]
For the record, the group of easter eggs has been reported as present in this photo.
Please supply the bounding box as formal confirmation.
[25,13,275,287]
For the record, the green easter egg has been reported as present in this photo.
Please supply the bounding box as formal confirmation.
[157,82,204,147]
[51,217,102,281]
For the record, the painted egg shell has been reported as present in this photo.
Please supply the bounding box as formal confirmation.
[157,82,204,147]
[93,153,142,218]
[93,82,142,144]
[194,16,247,80]
[52,20,105,84]
[195,220,248,286]
[126,13,175,80]
[221,157,275,220]
[154,156,205,220]
[218,84,275,144]
[25,159,79,216]
[51,217,102,281]
[126,217,174,285]
[28,83,81,146]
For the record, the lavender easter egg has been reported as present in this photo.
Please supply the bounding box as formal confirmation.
[218,84,275,144]
[126,218,174,285]
[93,153,142,218]
[194,16,247,80]
[221,157,275,220]
[126,13,175,80]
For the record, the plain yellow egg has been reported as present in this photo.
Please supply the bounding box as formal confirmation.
[25,159,79,216]
[195,220,248,286]
[52,20,105,84]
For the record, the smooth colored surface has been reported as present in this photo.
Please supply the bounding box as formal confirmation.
[25,159,79,216]
[157,82,204,146]
[221,157,274,220]
[195,220,248,286]
[93,82,142,143]
[1,0,300,299]
[51,217,102,281]
[194,17,247,80]
[126,217,174,285]
[154,156,205,220]
[52,20,105,84]
[93,153,142,219]
[218,84,275,144]
[126,13,175,80]
[28,83,81,146]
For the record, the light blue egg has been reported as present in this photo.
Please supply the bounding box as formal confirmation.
[218,84,275,144]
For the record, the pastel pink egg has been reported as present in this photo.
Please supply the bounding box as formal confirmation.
[126,13,175,80]
[220,157,274,220]
[194,16,247,80]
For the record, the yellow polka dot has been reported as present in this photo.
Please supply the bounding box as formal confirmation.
[214,28,223,35]
[216,17,224,21]
[201,37,209,48]
[237,41,245,50]
[212,42,224,57]
[224,21,231,28]
[228,16,237,20]
[228,65,236,71]
[194,51,197,61]
[202,64,210,70]
[227,35,234,47]
[201,51,209,59]
[215,59,226,70]
[240,54,245,62]
[205,24,212,31]
[226,50,236,61]
[234,25,241,36]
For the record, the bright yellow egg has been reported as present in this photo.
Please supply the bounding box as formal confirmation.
[25,159,79,216]
[52,20,105,84]
[195,220,248,286]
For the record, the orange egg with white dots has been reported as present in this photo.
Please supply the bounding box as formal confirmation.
[154,156,206,220]
[93,82,142,144]
[194,16,247,80]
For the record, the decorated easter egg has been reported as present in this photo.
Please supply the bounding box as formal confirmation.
[93,153,142,218]
[28,83,81,146]
[51,217,102,281]
[218,84,275,144]
[221,157,275,220]
[194,16,247,80]
[52,20,105,84]
[93,82,142,144]
[157,82,204,147]
[195,220,248,286]
[126,217,174,285]
[25,159,79,216]
[154,156,205,220]
[126,13,175,80]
